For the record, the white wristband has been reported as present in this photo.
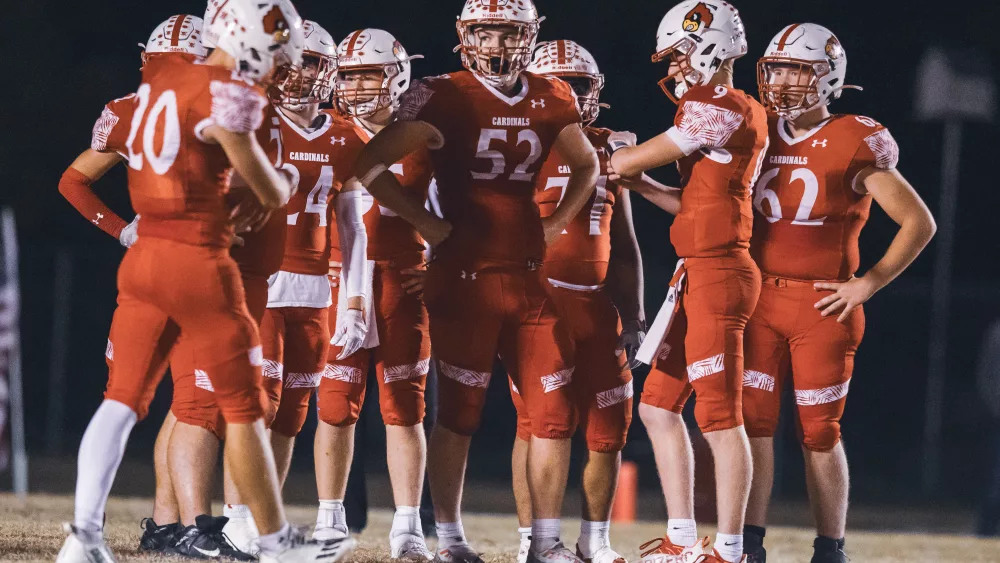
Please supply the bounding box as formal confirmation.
[359,163,389,187]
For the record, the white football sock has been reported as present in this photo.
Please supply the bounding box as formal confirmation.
[714,533,743,563]
[530,518,561,553]
[578,520,610,559]
[74,400,137,536]
[667,518,698,547]
[224,504,252,520]
[316,499,348,534]
[436,520,467,550]
[258,522,292,554]
[518,526,532,543]
[391,506,422,538]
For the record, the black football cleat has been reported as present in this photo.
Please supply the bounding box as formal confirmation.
[138,518,180,553]
[170,515,255,560]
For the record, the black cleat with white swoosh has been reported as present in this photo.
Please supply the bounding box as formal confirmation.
[169,515,255,560]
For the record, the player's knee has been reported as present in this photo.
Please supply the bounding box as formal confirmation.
[800,419,841,452]
[515,414,532,443]
[638,401,684,432]
[693,398,742,434]
[271,389,312,437]
[317,393,362,427]
[744,408,779,438]
[171,406,225,440]
[436,404,482,436]
[381,396,425,427]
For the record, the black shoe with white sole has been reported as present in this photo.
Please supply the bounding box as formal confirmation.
[170,515,255,561]
[139,518,180,553]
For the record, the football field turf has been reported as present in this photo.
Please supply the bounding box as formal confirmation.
[2,493,1000,562]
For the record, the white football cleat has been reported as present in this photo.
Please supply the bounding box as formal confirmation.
[578,544,628,563]
[258,527,358,563]
[527,541,585,563]
[434,541,485,563]
[391,531,434,561]
[223,514,260,556]
[56,524,118,563]
[312,523,350,541]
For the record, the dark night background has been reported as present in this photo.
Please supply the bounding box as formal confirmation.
[2,0,1000,523]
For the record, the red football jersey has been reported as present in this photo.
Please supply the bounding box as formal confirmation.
[229,104,289,277]
[534,127,619,286]
[397,70,582,266]
[126,56,268,247]
[668,84,769,258]
[278,110,367,275]
[91,93,137,159]
[750,114,900,281]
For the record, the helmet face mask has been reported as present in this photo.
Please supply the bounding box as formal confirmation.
[757,59,827,118]
[457,22,538,87]
[652,38,704,104]
[276,51,337,109]
[560,74,605,126]
[334,67,398,118]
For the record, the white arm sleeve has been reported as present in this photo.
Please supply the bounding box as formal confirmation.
[335,186,371,301]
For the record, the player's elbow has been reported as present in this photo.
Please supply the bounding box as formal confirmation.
[256,179,290,210]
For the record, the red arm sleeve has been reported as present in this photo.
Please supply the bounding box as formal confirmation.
[58,167,128,239]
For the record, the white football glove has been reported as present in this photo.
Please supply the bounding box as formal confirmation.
[120,215,140,248]
[616,320,647,369]
[333,308,367,360]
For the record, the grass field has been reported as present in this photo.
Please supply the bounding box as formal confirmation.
[3,493,1000,562]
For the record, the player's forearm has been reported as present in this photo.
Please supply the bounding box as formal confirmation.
[366,171,446,238]
[610,133,687,178]
[632,175,682,215]
[866,214,936,290]
[609,253,645,325]
[59,167,128,239]
[335,191,372,304]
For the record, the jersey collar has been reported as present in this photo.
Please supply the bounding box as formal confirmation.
[472,73,530,107]
[776,115,833,146]
[277,109,334,142]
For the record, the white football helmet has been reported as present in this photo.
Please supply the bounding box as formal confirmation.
[456,0,544,88]
[276,20,337,109]
[528,40,607,126]
[758,23,860,119]
[139,15,208,67]
[334,29,422,118]
[652,0,748,103]
[207,0,304,84]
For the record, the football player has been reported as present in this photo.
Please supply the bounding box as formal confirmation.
[57,2,354,562]
[310,28,436,561]
[57,15,256,558]
[607,2,766,562]
[741,24,935,563]
[351,1,601,562]
[256,19,346,491]
[508,40,644,563]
